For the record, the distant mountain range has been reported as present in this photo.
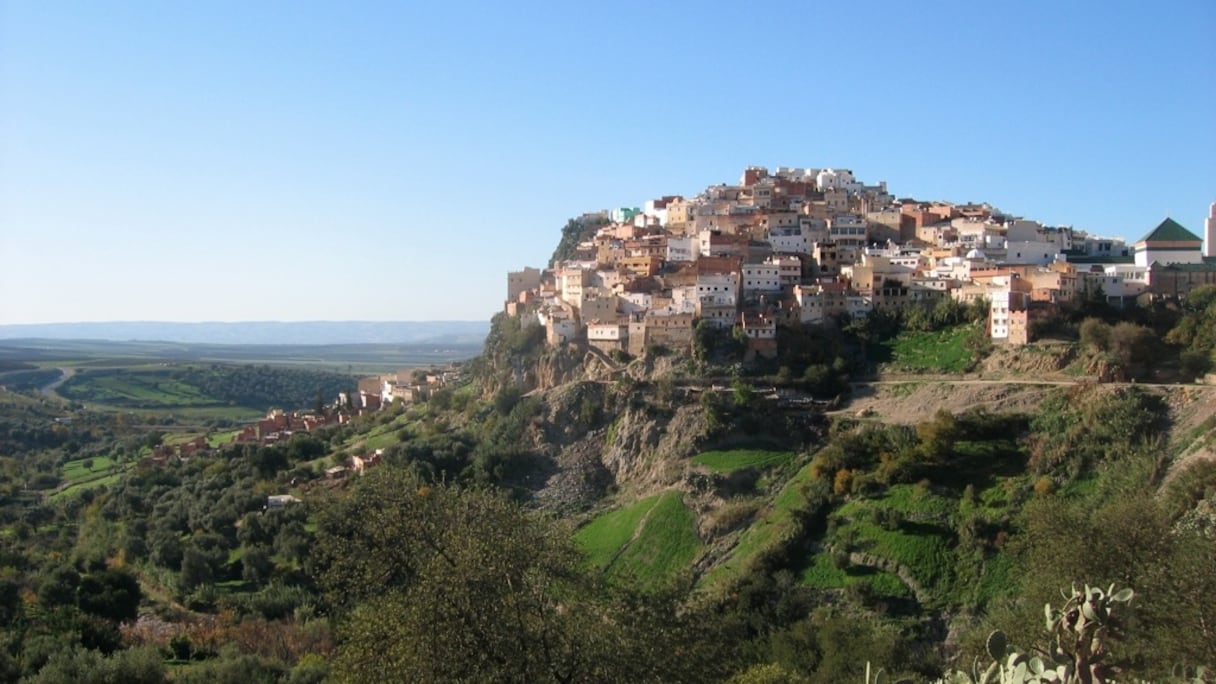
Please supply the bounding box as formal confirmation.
[0,321,491,346]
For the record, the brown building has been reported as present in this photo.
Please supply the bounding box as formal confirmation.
[1147,261,1216,299]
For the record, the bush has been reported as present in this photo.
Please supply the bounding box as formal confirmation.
[832,550,851,570]
[225,582,315,620]
[27,646,165,684]
[874,507,903,531]
[1180,349,1211,380]
[645,344,669,357]
[609,349,631,363]
[1079,317,1111,351]
[705,500,760,535]
[833,469,852,496]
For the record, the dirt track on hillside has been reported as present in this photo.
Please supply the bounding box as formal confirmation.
[839,378,1216,432]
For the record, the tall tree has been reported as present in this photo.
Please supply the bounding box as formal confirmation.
[314,468,735,683]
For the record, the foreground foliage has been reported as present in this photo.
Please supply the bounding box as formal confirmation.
[315,469,737,683]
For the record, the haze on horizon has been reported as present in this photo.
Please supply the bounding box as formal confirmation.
[2,0,1213,326]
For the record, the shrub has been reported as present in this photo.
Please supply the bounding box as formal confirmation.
[1079,317,1111,351]
[875,507,903,531]
[833,469,853,496]
[705,500,760,535]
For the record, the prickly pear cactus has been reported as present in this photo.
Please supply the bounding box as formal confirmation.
[930,583,1135,684]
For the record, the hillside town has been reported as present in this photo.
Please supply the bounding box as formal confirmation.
[505,166,1216,356]
[140,366,462,467]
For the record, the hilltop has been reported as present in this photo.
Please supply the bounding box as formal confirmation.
[2,166,1215,682]
[502,165,1216,383]
[439,163,1216,678]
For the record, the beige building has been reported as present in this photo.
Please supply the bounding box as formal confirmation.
[507,267,542,302]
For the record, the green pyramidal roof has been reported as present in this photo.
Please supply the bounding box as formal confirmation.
[1137,217,1201,244]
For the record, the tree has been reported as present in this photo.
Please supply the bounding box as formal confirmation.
[315,468,735,683]
[241,546,275,586]
[26,646,164,684]
[148,527,184,570]
[0,579,21,627]
[1078,317,1111,352]
[1108,321,1156,378]
[179,536,229,592]
[37,565,80,609]
[76,568,141,622]
[1000,486,1216,675]
[732,379,754,408]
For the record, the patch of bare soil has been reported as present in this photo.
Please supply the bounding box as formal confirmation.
[1159,385,1216,483]
[841,382,1060,424]
[979,342,1078,379]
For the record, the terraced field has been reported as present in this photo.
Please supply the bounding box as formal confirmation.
[691,449,795,473]
[576,490,702,591]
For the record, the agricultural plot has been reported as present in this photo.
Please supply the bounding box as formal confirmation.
[0,367,63,392]
[52,456,128,500]
[577,494,663,570]
[61,455,118,482]
[49,473,124,501]
[878,325,975,373]
[59,369,215,407]
[576,491,702,591]
[57,364,356,415]
[824,485,961,601]
[800,552,913,600]
[700,462,817,591]
[691,449,795,473]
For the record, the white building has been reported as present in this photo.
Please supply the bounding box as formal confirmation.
[587,322,628,342]
[768,225,810,254]
[741,263,782,296]
[1133,218,1204,268]
[670,286,698,313]
[558,266,592,307]
[667,236,696,262]
[767,255,802,286]
[1002,241,1061,266]
[848,295,873,319]
[828,215,868,248]
[816,168,861,192]
[696,272,739,307]
[621,292,653,314]
[537,305,578,345]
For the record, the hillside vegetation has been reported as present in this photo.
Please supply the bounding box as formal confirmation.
[5,256,1216,681]
[58,364,355,412]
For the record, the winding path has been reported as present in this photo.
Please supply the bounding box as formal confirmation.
[38,367,75,400]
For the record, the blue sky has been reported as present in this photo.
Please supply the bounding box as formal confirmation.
[2,0,1213,324]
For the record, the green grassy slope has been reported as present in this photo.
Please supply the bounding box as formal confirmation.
[692,449,795,473]
[576,491,702,591]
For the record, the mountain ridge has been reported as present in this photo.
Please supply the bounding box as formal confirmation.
[0,320,490,345]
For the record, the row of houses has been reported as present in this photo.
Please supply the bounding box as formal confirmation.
[232,408,341,446]
[343,366,462,413]
[507,165,1216,350]
[144,435,212,466]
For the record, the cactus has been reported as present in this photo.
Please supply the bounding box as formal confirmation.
[987,630,1009,660]
[930,583,1135,684]
[1165,664,1209,684]
[862,662,916,684]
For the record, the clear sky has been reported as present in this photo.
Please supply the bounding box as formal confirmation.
[2,0,1214,324]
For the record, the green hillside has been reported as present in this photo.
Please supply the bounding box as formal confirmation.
[58,364,355,412]
[577,490,703,591]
